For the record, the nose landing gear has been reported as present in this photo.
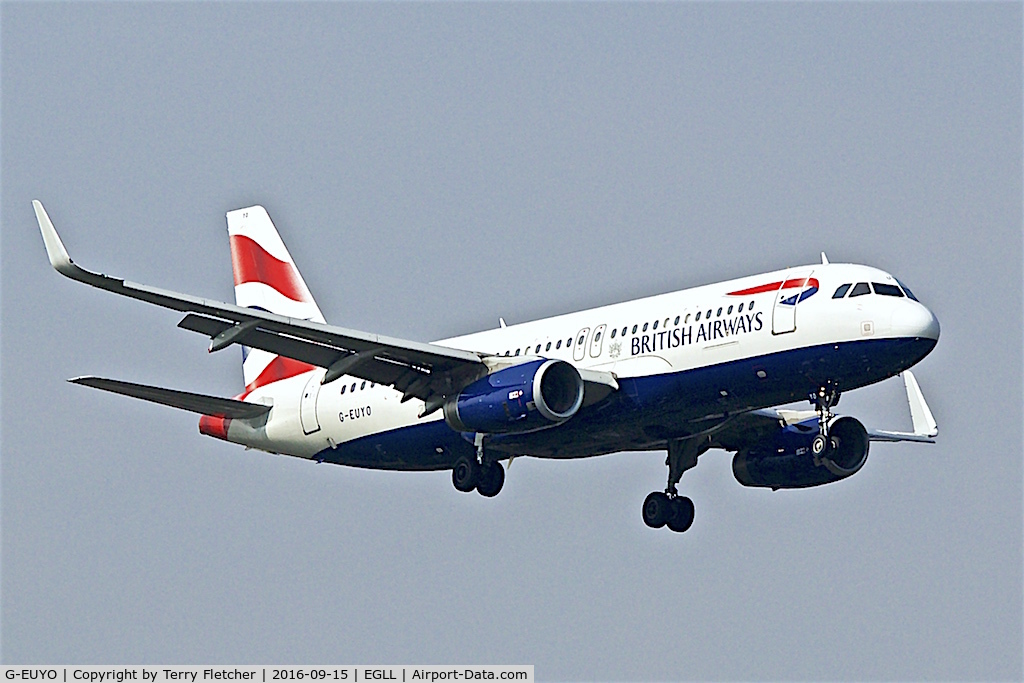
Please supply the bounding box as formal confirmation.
[809,384,841,463]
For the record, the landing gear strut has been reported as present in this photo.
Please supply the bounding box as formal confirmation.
[809,384,841,463]
[642,436,705,533]
[451,434,505,497]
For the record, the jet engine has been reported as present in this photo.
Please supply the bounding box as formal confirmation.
[732,416,870,489]
[443,359,584,434]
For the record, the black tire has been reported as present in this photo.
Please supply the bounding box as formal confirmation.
[476,461,505,497]
[666,496,695,533]
[452,456,479,492]
[642,491,672,528]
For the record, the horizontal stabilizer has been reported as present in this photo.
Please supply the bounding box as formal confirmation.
[69,376,270,419]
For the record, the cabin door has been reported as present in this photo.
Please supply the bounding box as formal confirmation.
[771,269,815,335]
[300,371,322,435]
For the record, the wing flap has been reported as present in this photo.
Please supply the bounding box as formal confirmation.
[178,314,442,391]
[69,376,271,419]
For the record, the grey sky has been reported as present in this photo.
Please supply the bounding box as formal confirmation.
[2,2,1021,680]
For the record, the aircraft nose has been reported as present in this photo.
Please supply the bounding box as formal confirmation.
[891,300,940,340]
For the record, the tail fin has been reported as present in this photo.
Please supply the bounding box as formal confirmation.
[226,206,322,390]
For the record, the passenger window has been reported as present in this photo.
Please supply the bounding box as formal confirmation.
[351,383,357,392]
[631,325,637,334]
[652,320,659,330]
[873,282,904,297]
[515,349,521,356]
[706,309,712,319]
[849,282,871,297]
[642,323,649,332]
[896,278,919,301]
[716,307,722,317]
[738,303,744,313]
[360,381,366,390]
[595,331,602,341]
[833,284,852,299]
[610,329,617,339]
[696,311,701,321]
[748,301,754,311]
[727,305,733,315]
[535,344,541,353]
[621,327,628,336]
[664,318,669,328]
[340,385,347,394]
[674,316,680,325]
[556,340,562,349]
[545,341,552,351]
[567,337,572,347]
[577,335,585,346]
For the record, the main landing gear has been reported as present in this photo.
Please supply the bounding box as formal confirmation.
[642,437,705,533]
[809,384,841,463]
[451,435,505,497]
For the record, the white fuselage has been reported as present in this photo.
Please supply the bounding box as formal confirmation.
[224,261,939,467]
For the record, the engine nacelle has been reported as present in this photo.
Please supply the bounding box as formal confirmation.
[443,359,584,434]
[732,416,870,489]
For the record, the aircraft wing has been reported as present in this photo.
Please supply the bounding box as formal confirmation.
[35,201,616,414]
[710,370,938,450]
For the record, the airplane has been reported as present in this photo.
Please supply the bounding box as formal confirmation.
[34,200,939,533]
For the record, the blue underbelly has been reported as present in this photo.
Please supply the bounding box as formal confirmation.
[315,336,936,469]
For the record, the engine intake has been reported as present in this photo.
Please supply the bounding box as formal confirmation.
[443,359,584,434]
[732,416,870,489]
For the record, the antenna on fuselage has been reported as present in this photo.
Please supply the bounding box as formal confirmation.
[821,252,830,265]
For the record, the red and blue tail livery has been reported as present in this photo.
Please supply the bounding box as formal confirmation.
[35,200,939,534]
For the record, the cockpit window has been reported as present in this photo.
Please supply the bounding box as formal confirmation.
[896,278,919,301]
[832,284,852,299]
[849,282,871,297]
[872,282,904,297]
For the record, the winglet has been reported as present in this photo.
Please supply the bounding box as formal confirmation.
[903,370,938,438]
[33,200,81,278]
[867,370,938,443]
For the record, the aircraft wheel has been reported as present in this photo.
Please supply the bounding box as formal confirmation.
[666,496,695,533]
[476,461,505,498]
[642,491,672,528]
[452,456,479,492]
[811,434,828,456]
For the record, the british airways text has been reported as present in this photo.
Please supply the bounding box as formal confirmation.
[632,312,763,355]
